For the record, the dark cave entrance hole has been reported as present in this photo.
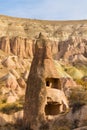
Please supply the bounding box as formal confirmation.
[45,102,60,115]
[46,78,61,89]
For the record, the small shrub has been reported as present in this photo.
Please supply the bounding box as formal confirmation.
[0,102,23,114]
[75,79,87,90]
[1,98,7,103]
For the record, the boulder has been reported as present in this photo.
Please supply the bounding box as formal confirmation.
[6,90,18,103]
[65,105,87,129]
[9,69,20,79]
[17,77,26,88]
[5,73,19,90]
[23,70,29,80]
[2,56,15,68]
[0,110,23,126]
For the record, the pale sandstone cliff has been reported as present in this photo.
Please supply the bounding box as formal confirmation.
[0,36,86,64]
[0,15,86,130]
[0,15,86,62]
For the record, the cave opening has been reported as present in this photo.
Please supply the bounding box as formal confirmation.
[45,102,60,115]
[46,80,50,87]
[46,78,61,89]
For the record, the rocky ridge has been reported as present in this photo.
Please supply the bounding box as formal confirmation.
[0,15,86,130]
[0,15,86,63]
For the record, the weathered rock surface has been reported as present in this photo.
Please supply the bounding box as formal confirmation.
[73,126,87,130]
[0,15,87,130]
[0,35,87,63]
[0,15,87,41]
[0,73,19,90]
[0,36,10,54]
[46,87,69,113]
[9,69,20,79]
[17,77,26,88]
[23,70,29,80]
[0,15,86,62]
[0,110,23,126]
[71,54,87,65]
[11,37,34,58]
[6,91,18,103]
[71,105,87,127]
[5,73,19,90]
[23,34,69,130]
[0,36,34,58]
[2,56,16,68]
[58,37,87,62]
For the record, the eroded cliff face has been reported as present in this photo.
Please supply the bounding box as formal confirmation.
[0,36,34,58]
[0,35,86,64]
[0,36,10,54]
[0,15,87,62]
[0,15,87,40]
[0,15,87,130]
[23,34,69,130]
[58,37,87,61]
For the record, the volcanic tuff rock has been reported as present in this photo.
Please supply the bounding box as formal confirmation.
[58,37,87,61]
[0,36,10,54]
[2,56,16,68]
[0,35,59,59]
[0,15,86,62]
[0,35,87,63]
[4,73,19,90]
[0,15,87,40]
[23,34,69,130]
[0,15,87,130]
[0,36,34,58]
[17,77,26,88]
[65,105,87,129]
[0,110,23,126]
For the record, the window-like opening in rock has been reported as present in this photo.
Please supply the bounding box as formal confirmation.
[46,78,61,89]
[46,81,50,87]
[45,103,60,115]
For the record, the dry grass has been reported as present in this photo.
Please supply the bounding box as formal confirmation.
[0,97,24,114]
[0,14,87,25]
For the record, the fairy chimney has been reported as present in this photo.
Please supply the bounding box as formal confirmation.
[23,33,69,130]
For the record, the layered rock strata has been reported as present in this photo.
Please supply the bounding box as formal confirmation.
[0,36,87,64]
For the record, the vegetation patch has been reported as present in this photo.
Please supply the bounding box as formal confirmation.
[0,96,24,114]
[75,79,87,90]
[0,102,23,114]
[64,66,84,79]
